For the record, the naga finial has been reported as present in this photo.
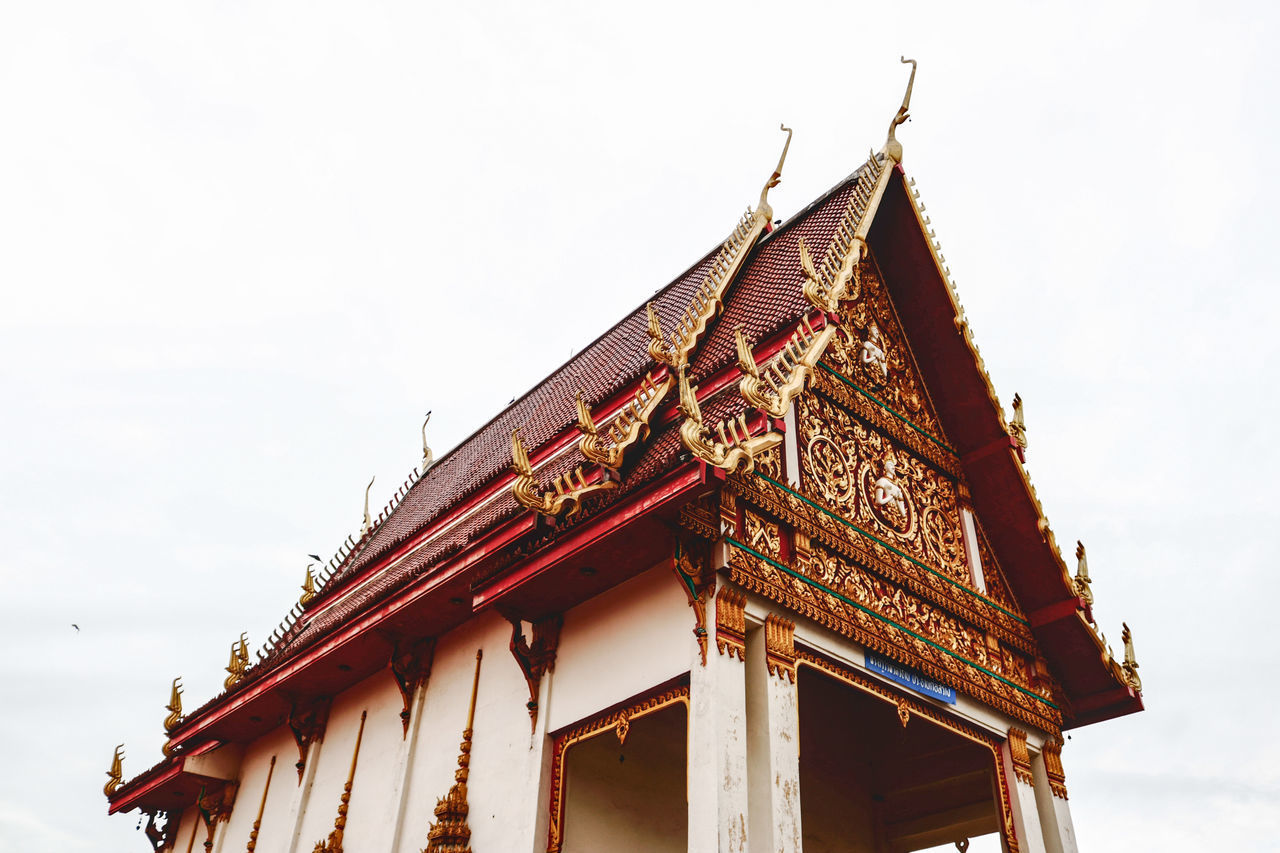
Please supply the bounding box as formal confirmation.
[360,476,375,536]
[1074,541,1094,608]
[1121,622,1142,692]
[300,562,318,606]
[1009,393,1028,450]
[757,124,793,221]
[421,411,434,472]
[735,327,760,380]
[224,632,250,690]
[883,57,917,163]
[163,678,183,735]
[104,744,125,797]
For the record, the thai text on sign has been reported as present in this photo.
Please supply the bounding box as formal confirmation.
[865,651,957,704]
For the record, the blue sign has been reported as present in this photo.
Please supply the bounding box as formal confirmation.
[865,652,956,704]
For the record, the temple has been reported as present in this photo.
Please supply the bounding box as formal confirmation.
[105,63,1143,853]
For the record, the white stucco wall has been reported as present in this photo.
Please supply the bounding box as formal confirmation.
[216,726,295,853]
[548,561,691,733]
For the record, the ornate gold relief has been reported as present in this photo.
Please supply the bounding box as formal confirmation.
[245,755,277,852]
[650,126,791,372]
[547,685,689,853]
[743,508,782,561]
[424,650,483,853]
[677,494,719,541]
[510,428,618,519]
[390,636,436,738]
[224,633,250,691]
[764,614,796,681]
[715,585,747,661]
[576,372,671,471]
[311,710,367,853]
[678,364,782,474]
[671,538,715,665]
[726,541,1059,732]
[821,257,946,440]
[1007,728,1033,786]
[104,744,124,797]
[287,697,331,782]
[510,616,562,729]
[736,315,838,418]
[798,393,967,583]
[1043,737,1068,799]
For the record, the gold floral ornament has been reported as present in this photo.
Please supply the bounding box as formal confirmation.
[104,744,124,797]
[510,429,617,519]
[1121,623,1141,693]
[224,632,250,690]
[677,364,781,474]
[649,125,792,371]
[736,314,838,418]
[575,372,670,471]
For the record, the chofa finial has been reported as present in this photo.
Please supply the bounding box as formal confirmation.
[224,632,250,690]
[360,476,375,536]
[300,561,318,606]
[1121,622,1142,693]
[757,124,793,221]
[421,411,434,471]
[1009,393,1028,450]
[883,57,917,163]
[1074,541,1094,608]
[104,744,125,797]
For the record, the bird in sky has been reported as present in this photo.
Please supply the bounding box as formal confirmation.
[71,624,79,632]
[308,554,322,563]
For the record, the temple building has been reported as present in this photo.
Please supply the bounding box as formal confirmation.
[105,63,1143,853]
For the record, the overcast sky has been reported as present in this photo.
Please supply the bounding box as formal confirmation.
[1,2,1276,850]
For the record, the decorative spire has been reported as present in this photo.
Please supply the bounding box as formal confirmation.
[421,412,435,472]
[360,477,375,537]
[245,756,276,852]
[162,678,183,756]
[312,711,368,853]
[224,633,250,690]
[1121,623,1142,693]
[1073,541,1094,608]
[424,650,483,853]
[104,744,124,797]
[756,124,792,223]
[300,563,318,607]
[883,57,917,163]
[1009,393,1028,450]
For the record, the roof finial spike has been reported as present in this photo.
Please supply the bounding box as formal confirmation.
[1074,541,1094,609]
[1009,393,1028,450]
[1121,623,1142,693]
[360,476,375,536]
[301,562,318,606]
[883,57,917,163]
[757,123,793,220]
[421,411,434,471]
[104,744,125,797]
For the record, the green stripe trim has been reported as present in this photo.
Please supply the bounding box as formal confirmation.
[755,472,1028,625]
[817,362,956,454]
[726,537,1056,709]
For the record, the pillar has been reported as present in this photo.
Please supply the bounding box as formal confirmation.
[745,614,803,853]
[688,580,751,853]
[1032,737,1078,853]
[1001,728,1048,853]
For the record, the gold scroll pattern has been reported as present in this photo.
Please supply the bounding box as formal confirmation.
[726,542,1060,732]
[798,392,968,585]
[823,258,945,440]
[730,473,1036,654]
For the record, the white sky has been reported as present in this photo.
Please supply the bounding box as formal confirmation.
[1,1,1276,850]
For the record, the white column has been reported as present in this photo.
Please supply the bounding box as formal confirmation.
[1032,739,1078,853]
[387,681,430,852]
[1001,730,1047,853]
[687,578,750,853]
[284,739,324,853]
[745,615,803,853]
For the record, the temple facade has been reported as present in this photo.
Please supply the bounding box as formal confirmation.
[105,67,1143,853]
